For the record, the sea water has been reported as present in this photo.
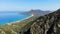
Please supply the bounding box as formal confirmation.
[0,12,30,25]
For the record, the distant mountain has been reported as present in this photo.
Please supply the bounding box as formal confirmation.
[28,10,51,16]
[19,9,51,16]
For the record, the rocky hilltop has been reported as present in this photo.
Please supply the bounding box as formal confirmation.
[20,9,60,34]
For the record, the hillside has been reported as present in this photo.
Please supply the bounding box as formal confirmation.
[0,14,38,34]
[20,9,60,34]
[0,9,60,34]
[19,10,51,16]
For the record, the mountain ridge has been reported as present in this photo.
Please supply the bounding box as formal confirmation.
[20,9,60,34]
[19,9,51,16]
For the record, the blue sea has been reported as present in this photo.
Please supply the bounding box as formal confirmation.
[0,12,30,25]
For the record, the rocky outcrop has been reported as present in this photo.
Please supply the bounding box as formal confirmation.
[20,9,60,34]
[31,9,60,34]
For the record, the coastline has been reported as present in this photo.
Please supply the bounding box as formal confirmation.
[6,14,34,25]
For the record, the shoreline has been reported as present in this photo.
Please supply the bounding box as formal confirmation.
[6,14,34,25]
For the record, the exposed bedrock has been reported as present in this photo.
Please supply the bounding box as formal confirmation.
[20,9,60,34]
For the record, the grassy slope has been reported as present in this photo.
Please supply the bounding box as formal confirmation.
[0,15,38,34]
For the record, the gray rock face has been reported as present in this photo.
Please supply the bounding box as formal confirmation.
[20,9,60,34]
[30,9,60,34]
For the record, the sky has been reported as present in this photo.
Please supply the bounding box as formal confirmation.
[0,0,60,11]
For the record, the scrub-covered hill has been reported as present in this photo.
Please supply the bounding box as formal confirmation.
[0,14,38,34]
[20,9,60,34]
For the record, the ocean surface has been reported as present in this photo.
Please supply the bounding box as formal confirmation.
[0,12,30,25]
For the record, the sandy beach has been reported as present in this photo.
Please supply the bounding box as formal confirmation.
[7,14,34,25]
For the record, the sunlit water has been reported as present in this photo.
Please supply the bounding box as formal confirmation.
[0,12,30,25]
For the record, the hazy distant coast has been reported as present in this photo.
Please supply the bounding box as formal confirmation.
[19,10,51,16]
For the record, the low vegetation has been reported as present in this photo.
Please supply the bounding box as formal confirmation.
[0,15,39,34]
